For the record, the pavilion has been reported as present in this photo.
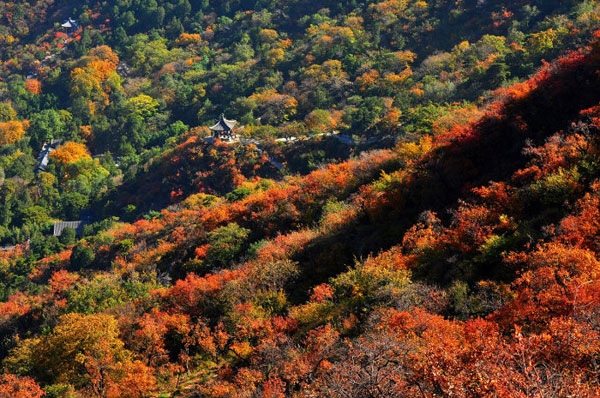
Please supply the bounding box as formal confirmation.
[61,18,79,35]
[209,114,237,141]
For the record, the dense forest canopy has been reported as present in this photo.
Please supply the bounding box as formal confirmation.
[0,0,598,396]
[0,0,595,244]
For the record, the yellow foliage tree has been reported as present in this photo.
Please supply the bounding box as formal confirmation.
[265,48,285,67]
[0,103,17,122]
[259,29,279,43]
[384,68,412,88]
[304,60,346,84]
[175,33,204,47]
[36,313,133,393]
[126,94,159,118]
[368,0,410,25]
[5,313,156,397]
[70,66,104,100]
[393,50,417,66]
[0,120,28,145]
[79,125,93,141]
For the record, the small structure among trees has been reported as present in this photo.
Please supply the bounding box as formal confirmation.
[35,139,64,174]
[61,18,79,35]
[209,114,237,141]
[53,221,86,237]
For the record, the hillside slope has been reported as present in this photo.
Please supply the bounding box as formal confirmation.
[0,36,598,396]
[0,0,598,249]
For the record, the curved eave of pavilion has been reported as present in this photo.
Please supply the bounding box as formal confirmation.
[210,118,237,131]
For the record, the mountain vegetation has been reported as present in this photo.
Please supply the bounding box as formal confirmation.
[0,0,599,396]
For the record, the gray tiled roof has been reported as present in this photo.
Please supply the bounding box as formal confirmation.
[209,114,236,131]
[53,221,85,236]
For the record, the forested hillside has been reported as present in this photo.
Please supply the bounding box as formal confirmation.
[0,0,597,243]
[0,0,599,397]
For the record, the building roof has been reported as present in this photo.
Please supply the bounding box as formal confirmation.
[53,221,86,237]
[35,140,64,173]
[36,151,51,172]
[61,18,78,28]
[210,114,236,131]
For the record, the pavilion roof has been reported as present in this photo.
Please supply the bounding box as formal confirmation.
[61,18,78,28]
[210,114,236,131]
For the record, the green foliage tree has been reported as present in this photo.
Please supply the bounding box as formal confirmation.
[70,242,95,270]
[59,227,77,245]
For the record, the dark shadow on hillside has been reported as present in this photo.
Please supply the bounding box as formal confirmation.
[286,48,600,303]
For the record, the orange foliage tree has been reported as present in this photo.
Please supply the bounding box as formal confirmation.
[0,374,44,398]
[50,141,91,165]
[24,78,42,95]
